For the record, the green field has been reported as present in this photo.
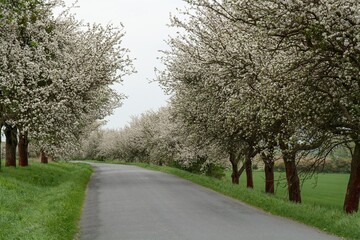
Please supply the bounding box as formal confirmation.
[234,171,349,209]
[0,162,92,240]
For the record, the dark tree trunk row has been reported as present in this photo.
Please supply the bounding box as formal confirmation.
[2,126,39,168]
[4,127,30,167]
[228,137,300,200]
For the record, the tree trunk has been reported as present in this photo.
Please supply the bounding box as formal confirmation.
[18,131,29,167]
[261,152,275,194]
[230,152,239,184]
[344,142,360,213]
[5,125,17,167]
[283,153,301,203]
[245,156,253,188]
[40,150,48,164]
[265,161,275,194]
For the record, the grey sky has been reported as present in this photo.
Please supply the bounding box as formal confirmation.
[62,0,185,129]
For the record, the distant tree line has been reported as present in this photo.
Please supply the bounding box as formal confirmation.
[79,108,228,179]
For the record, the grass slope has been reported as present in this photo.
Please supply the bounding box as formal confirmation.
[132,163,359,240]
[0,162,92,240]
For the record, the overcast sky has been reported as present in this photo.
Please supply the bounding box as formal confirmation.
[61,0,186,129]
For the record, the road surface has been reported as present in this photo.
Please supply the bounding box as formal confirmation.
[79,163,340,240]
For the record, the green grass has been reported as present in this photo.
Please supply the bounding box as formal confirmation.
[128,162,359,240]
[0,161,92,240]
[235,171,349,209]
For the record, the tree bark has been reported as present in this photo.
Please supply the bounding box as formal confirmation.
[18,131,29,167]
[261,151,275,194]
[264,161,275,194]
[230,152,240,184]
[245,156,253,188]
[5,125,17,167]
[40,150,48,164]
[344,142,360,213]
[283,153,301,203]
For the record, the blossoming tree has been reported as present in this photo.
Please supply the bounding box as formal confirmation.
[0,0,133,165]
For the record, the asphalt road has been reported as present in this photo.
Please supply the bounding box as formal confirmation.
[80,163,340,240]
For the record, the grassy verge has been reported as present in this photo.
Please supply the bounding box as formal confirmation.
[129,162,358,240]
[0,162,92,240]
